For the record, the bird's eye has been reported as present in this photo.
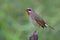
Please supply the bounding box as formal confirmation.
[26,8,31,11]
[28,9,31,11]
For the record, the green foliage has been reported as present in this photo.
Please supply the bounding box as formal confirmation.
[0,0,60,40]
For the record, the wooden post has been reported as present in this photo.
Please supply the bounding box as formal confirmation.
[29,30,38,40]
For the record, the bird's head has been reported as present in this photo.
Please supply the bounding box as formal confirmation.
[26,8,32,16]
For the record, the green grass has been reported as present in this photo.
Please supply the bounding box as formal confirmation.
[0,0,60,40]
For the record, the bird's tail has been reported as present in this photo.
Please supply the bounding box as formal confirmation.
[45,24,54,30]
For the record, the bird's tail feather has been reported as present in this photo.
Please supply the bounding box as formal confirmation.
[45,24,54,30]
[48,25,54,30]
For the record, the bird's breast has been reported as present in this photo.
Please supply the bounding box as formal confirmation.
[29,16,39,27]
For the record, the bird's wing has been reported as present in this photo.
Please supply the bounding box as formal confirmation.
[33,14,54,29]
[34,15,46,28]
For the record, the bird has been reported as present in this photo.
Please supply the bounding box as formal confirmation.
[25,8,54,30]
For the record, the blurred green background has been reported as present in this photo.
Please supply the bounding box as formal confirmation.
[0,0,60,40]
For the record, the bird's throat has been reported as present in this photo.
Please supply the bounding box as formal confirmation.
[27,11,31,16]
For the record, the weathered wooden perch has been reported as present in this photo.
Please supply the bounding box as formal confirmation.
[29,30,38,40]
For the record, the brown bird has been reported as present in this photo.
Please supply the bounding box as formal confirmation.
[26,8,54,30]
